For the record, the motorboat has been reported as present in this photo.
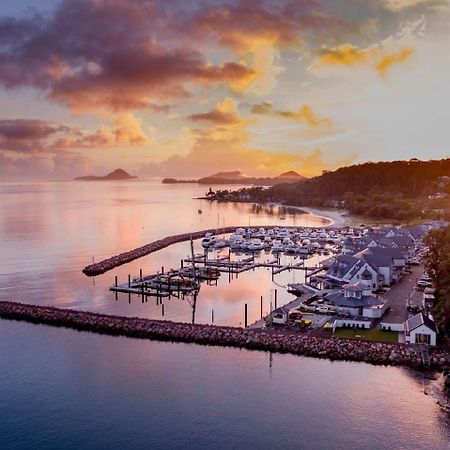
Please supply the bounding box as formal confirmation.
[272,240,284,253]
[248,238,264,251]
[201,233,216,248]
[229,235,245,250]
[213,239,228,249]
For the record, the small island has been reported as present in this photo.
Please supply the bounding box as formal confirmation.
[162,170,304,186]
[74,168,137,181]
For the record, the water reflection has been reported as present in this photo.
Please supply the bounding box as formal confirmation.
[0,180,324,326]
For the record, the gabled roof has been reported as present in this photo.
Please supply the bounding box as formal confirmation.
[405,313,437,334]
[328,255,359,279]
[326,292,384,308]
[355,248,393,268]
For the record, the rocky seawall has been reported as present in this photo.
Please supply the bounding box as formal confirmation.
[1,301,449,371]
[82,226,238,276]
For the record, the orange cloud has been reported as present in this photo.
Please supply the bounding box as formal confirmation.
[310,43,415,76]
[188,98,245,125]
[376,48,415,76]
[251,102,332,127]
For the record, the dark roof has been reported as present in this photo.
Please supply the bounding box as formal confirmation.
[405,313,437,333]
[355,248,392,268]
[328,255,359,279]
[326,292,384,308]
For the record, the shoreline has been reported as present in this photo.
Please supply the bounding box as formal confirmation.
[1,301,449,372]
[197,197,359,228]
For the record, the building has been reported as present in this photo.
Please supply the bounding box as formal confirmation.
[325,255,379,291]
[354,246,406,285]
[271,306,290,325]
[325,282,387,319]
[404,313,437,345]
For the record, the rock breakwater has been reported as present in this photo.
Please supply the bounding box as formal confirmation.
[1,301,449,371]
[82,226,238,276]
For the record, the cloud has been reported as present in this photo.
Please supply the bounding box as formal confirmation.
[0,119,69,153]
[309,43,415,76]
[375,47,415,75]
[251,102,332,126]
[0,0,256,112]
[188,97,244,125]
[185,1,348,95]
[0,115,151,154]
[382,0,433,11]
[139,96,351,178]
[188,1,346,53]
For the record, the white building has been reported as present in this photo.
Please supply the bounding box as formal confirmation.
[404,313,437,345]
[325,282,387,319]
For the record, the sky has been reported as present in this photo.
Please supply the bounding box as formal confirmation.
[0,0,449,180]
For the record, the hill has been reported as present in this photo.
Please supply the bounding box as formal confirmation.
[215,159,450,221]
[197,170,305,185]
[276,171,304,180]
[75,168,137,181]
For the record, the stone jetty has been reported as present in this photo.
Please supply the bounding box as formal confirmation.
[82,226,238,276]
[1,301,449,371]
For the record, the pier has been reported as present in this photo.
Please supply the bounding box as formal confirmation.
[82,224,334,277]
[1,301,449,371]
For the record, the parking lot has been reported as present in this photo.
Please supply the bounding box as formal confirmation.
[382,264,425,324]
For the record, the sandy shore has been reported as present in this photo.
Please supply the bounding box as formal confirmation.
[273,203,356,227]
[300,207,356,227]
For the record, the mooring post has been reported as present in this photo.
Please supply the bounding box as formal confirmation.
[244,303,248,328]
[181,259,184,269]
[115,291,118,301]
[141,285,144,303]
[139,268,143,279]
[162,266,165,274]
[162,303,165,316]
[128,274,131,287]
[115,275,118,287]
[274,289,278,309]
[260,295,263,318]
[128,292,131,303]
[212,309,214,324]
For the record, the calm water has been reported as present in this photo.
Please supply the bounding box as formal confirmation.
[0,180,449,449]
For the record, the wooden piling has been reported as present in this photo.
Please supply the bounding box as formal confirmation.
[244,303,248,328]
[162,303,165,316]
[115,275,118,287]
[139,268,143,279]
[274,289,278,309]
[260,296,263,318]
[128,274,131,287]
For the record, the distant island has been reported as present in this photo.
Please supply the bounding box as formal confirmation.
[74,168,137,181]
[162,170,304,186]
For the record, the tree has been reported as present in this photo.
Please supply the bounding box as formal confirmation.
[423,226,450,333]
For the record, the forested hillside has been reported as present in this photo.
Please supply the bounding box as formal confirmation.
[221,159,450,221]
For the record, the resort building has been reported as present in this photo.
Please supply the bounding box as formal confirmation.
[404,313,437,345]
[325,282,387,319]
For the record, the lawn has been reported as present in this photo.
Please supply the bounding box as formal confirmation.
[333,328,399,343]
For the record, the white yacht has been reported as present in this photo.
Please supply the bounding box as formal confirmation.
[272,240,284,253]
[248,238,264,251]
[201,233,217,248]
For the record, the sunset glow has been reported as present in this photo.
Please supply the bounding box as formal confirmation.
[1,0,449,179]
